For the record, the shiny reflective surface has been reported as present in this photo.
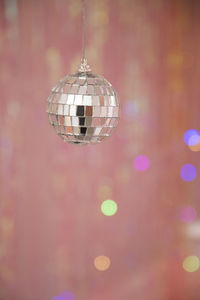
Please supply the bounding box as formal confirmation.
[47,71,120,145]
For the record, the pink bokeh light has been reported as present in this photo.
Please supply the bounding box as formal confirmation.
[133,155,150,171]
[179,206,197,223]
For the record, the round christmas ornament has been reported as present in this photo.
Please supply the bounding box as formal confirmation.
[46,59,119,145]
[46,0,120,145]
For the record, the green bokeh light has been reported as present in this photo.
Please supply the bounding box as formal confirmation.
[101,200,118,216]
[183,256,200,272]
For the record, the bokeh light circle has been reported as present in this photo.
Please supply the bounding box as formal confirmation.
[180,206,197,223]
[60,291,74,300]
[180,164,196,182]
[182,256,200,272]
[184,129,200,146]
[94,255,111,271]
[189,140,200,152]
[101,200,118,216]
[188,135,200,146]
[51,291,74,300]
[123,101,139,118]
[133,155,150,171]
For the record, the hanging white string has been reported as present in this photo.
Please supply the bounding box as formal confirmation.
[79,0,91,72]
[82,0,86,60]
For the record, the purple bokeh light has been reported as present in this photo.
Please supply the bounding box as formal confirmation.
[184,129,200,146]
[188,135,200,147]
[133,155,150,171]
[52,291,74,300]
[123,101,139,118]
[180,164,196,181]
[179,206,197,223]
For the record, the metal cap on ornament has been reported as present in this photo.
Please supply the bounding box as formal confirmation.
[46,58,120,145]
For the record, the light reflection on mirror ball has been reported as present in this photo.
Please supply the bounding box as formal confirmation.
[46,72,120,145]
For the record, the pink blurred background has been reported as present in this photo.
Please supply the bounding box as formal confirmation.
[1,0,200,299]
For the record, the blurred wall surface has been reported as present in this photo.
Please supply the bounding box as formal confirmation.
[0,0,200,299]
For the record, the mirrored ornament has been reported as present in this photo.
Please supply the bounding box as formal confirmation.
[46,59,120,145]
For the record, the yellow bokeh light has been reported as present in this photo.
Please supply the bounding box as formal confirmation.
[188,142,200,152]
[45,47,60,64]
[167,53,183,68]
[94,255,111,271]
[182,256,200,272]
[169,77,183,92]
[69,1,81,18]
[97,185,112,200]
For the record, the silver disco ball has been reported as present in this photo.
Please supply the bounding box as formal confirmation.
[46,60,120,145]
